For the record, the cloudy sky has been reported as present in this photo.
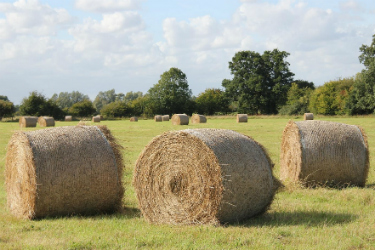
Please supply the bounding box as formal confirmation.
[1,0,375,104]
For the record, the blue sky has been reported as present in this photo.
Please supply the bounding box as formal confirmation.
[0,0,375,104]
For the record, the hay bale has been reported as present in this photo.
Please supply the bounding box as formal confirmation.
[162,115,170,121]
[280,120,369,187]
[237,114,248,123]
[130,117,138,122]
[133,128,278,225]
[65,116,72,121]
[5,125,124,219]
[303,113,314,120]
[92,116,100,122]
[99,115,103,121]
[154,115,162,122]
[171,114,189,125]
[38,116,55,127]
[19,116,38,128]
[191,114,207,124]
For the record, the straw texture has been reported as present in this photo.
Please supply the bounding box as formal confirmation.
[162,115,170,121]
[133,128,277,225]
[130,117,138,122]
[237,114,248,123]
[38,116,55,127]
[154,115,162,122]
[5,125,124,219]
[303,113,314,120]
[280,120,369,187]
[19,116,38,128]
[191,114,207,124]
[92,116,100,122]
[65,116,72,121]
[171,114,189,125]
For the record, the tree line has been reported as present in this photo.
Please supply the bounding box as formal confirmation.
[1,34,375,120]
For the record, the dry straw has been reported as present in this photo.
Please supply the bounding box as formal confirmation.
[303,113,314,120]
[191,114,207,124]
[171,114,189,125]
[65,116,72,121]
[280,120,369,187]
[38,116,55,127]
[19,116,38,128]
[92,116,100,122]
[130,117,138,122]
[133,128,278,225]
[237,114,248,123]
[154,115,162,122]
[162,115,170,121]
[5,125,124,219]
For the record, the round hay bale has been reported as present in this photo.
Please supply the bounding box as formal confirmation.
[191,114,207,124]
[162,115,170,121]
[99,115,103,121]
[280,120,369,187]
[19,116,38,128]
[171,114,189,125]
[237,114,248,123]
[303,113,314,120]
[65,116,72,121]
[5,125,124,219]
[92,116,100,123]
[154,115,162,122]
[38,116,55,127]
[133,128,278,225]
[130,117,138,122]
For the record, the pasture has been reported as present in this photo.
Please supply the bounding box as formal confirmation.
[0,116,375,249]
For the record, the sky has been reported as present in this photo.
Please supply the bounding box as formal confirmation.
[1,0,375,104]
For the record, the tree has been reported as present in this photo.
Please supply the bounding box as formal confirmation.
[0,100,15,119]
[223,49,295,114]
[124,91,143,103]
[93,89,125,114]
[147,67,193,115]
[0,95,9,101]
[279,82,314,115]
[195,88,229,115]
[69,100,95,117]
[100,101,130,118]
[50,91,90,111]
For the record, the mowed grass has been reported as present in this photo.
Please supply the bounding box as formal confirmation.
[1,116,375,249]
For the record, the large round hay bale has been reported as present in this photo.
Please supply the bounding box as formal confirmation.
[130,117,138,122]
[162,115,170,121]
[65,116,72,121]
[237,114,248,123]
[154,115,162,122]
[171,114,189,125]
[303,113,314,120]
[19,116,38,128]
[5,125,124,219]
[38,116,55,127]
[92,116,100,122]
[191,114,207,124]
[280,120,369,187]
[133,128,278,225]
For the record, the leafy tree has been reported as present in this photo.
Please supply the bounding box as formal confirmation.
[69,100,95,117]
[223,49,295,114]
[0,100,15,118]
[93,89,125,113]
[100,101,129,118]
[51,91,90,111]
[0,95,9,101]
[19,91,65,119]
[279,82,314,115]
[124,91,143,103]
[195,88,229,115]
[129,95,149,116]
[147,67,193,115]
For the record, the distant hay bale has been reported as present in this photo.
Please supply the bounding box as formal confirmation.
[99,115,103,121]
[5,125,124,219]
[304,113,314,120]
[92,116,100,122]
[19,116,38,128]
[191,114,207,124]
[280,120,369,187]
[154,115,162,122]
[171,114,189,125]
[65,116,72,121]
[38,116,55,127]
[133,128,278,225]
[237,114,248,123]
[130,117,138,122]
[162,115,170,121]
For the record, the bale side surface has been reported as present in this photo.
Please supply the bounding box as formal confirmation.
[130,117,138,122]
[65,116,72,121]
[303,113,314,120]
[5,125,124,219]
[237,114,248,123]
[162,115,170,121]
[38,117,55,127]
[133,128,276,224]
[191,114,207,124]
[280,120,369,187]
[19,116,38,128]
[154,115,162,122]
[171,114,189,125]
[92,116,100,122]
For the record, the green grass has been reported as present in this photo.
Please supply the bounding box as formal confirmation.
[1,116,375,249]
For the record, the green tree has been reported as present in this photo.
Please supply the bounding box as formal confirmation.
[69,100,95,117]
[195,88,229,115]
[0,95,9,101]
[19,91,65,119]
[93,89,125,114]
[223,49,295,114]
[279,82,314,115]
[124,91,143,103]
[51,91,90,111]
[100,101,129,118]
[147,67,193,115]
[129,95,149,116]
[0,100,15,119]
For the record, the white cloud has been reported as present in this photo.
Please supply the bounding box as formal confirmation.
[75,0,143,13]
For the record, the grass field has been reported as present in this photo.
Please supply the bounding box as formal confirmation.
[1,116,375,249]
